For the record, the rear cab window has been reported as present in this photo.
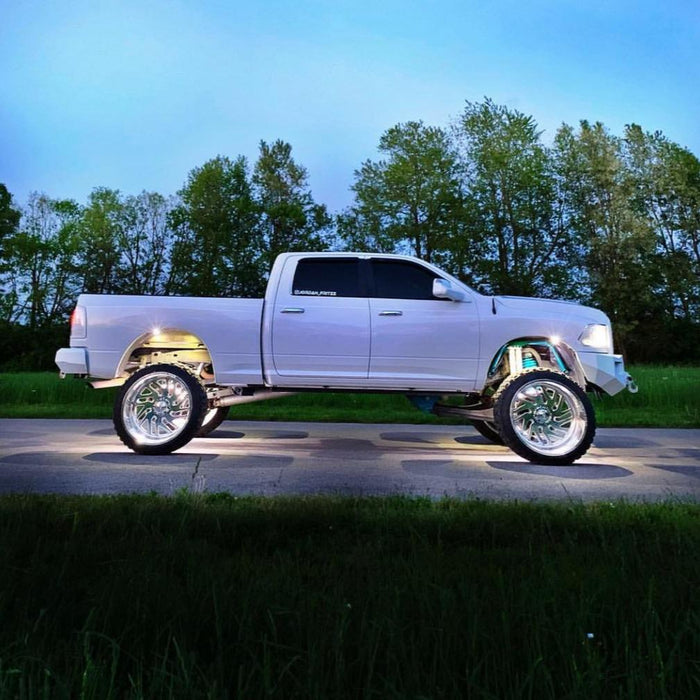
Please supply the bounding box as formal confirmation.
[292,258,366,298]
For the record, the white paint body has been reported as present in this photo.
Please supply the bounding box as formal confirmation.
[56,252,630,396]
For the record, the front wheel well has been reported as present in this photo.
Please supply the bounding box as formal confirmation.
[484,338,575,394]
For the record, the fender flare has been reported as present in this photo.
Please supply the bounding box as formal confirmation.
[487,338,586,388]
[115,328,213,378]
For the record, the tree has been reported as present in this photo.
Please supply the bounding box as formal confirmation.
[0,184,21,246]
[253,140,331,272]
[339,121,464,267]
[553,121,657,355]
[624,125,700,322]
[168,156,264,297]
[0,184,22,322]
[117,191,174,295]
[77,188,125,294]
[454,99,572,297]
[2,193,82,328]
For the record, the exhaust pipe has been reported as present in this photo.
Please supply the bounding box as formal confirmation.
[211,389,296,408]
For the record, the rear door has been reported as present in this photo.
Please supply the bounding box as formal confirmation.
[271,257,371,380]
[368,258,479,390]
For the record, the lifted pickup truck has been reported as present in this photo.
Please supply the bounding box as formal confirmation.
[56,252,636,464]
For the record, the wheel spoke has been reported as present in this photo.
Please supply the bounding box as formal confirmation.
[122,371,194,446]
[509,378,587,457]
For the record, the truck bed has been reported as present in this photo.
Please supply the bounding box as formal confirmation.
[72,294,265,385]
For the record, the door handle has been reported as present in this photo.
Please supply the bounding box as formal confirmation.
[379,310,403,316]
[281,307,305,314]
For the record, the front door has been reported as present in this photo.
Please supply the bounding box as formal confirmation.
[368,258,479,391]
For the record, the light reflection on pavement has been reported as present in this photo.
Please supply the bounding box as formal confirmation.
[0,419,698,501]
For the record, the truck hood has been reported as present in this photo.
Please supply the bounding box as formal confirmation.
[494,295,609,325]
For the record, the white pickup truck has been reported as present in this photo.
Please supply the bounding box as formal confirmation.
[56,252,636,464]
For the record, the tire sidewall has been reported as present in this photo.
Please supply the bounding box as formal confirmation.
[113,364,208,455]
[195,406,230,437]
[493,369,596,465]
[471,419,504,445]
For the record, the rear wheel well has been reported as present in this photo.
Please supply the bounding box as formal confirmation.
[117,328,215,382]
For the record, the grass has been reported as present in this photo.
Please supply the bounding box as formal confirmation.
[590,365,699,428]
[0,494,697,699]
[0,365,698,427]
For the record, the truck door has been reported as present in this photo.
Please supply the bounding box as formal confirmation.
[368,258,479,390]
[271,257,371,380]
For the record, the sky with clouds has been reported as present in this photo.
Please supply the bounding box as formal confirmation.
[2,0,698,213]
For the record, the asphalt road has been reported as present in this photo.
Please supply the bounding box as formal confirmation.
[0,419,698,502]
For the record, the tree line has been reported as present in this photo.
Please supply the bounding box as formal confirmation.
[1,99,698,369]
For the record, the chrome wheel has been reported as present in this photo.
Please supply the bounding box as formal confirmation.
[121,371,194,447]
[114,364,207,454]
[508,379,587,457]
[493,369,595,465]
[112,364,207,455]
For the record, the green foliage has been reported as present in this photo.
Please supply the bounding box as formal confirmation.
[168,155,264,297]
[165,142,330,299]
[0,184,20,244]
[0,185,21,323]
[455,99,573,296]
[1,367,698,427]
[1,193,82,327]
[0,495,697,698]
[254,139,332,271]
[78,187,125,294]
[0,326,70,372]
[624,124,700,322]
[340,121,464,265]
[116,191,173,295]
[2,98,700,367]
[553,122,657,353]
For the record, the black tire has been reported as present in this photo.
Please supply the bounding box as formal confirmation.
[113,364,208,455]
[470,420,504,445]
[195,406,230,437]
[492,368,595,465]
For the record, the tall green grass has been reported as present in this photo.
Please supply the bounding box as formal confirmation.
[0,366,698,427]
[0,495,697,699]
[590,365,699,427]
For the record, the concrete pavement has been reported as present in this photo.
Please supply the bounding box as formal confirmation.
[0,419,698,501]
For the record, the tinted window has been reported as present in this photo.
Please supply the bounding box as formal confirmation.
[371,260,439,300]
[292,258,363,297]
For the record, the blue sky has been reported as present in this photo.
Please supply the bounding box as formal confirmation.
[2,0,698,213]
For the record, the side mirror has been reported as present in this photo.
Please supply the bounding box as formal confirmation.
[433,278,465,302]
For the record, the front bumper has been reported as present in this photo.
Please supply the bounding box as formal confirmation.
[577,352,634,396]
[55,347,88,376]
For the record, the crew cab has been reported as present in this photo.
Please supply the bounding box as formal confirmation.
[55,252,636,464]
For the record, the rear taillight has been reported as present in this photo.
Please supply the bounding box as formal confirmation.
[71,305,86,339]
